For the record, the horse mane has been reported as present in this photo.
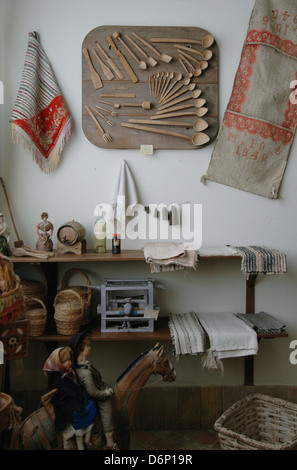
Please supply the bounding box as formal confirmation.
[116,346,159,384]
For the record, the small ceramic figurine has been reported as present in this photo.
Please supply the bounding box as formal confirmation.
[0,213,11,256]
[36,212,54,252]
[43,346,97,450]
[69,331,119,450]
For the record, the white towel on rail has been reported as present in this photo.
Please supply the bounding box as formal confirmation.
[196,312,258,374]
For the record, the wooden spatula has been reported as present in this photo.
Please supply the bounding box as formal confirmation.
[83,47,103,89]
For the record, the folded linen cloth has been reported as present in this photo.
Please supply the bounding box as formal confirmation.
[144,242,197,273]
[168,312,206,356]
[110,159,138,232]
[236,312,286,334]
[231,245,287,277]
[11,32,71,173]
[197,312,258,374]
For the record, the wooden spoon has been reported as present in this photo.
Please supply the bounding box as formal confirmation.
[150,109,205,119]
[161,83,196,106]
[158,90,202,111]
[179,57,193,78]
[125,34,157,67]
[132,31,172,63]
[159,71,174,100]
[178,50,208,72]
[113,32,147,70]
[161,77,191,104]
[176,45,213,61]
[179,54,201,77]
[127,118,208,132]
[121,122,210,146]
[157,98,206,115]
[160,73,183,102]
[150,34,215,48]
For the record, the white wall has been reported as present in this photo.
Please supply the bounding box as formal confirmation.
[1,0,297,390]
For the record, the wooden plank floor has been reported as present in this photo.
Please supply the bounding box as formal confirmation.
[130,429,221,450]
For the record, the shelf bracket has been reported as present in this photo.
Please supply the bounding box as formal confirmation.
[244,273,258,386]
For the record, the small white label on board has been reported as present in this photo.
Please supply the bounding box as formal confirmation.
[141,145,154,155]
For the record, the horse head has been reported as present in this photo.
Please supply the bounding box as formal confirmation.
[149,343,176,382]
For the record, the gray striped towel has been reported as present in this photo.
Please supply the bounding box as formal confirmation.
[11,32,71,173]
[168,312,206,356]
[236,312,286,333]
[232,246,287,276]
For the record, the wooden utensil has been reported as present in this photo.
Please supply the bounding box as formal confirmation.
[0,177,24,247]
[113,32,147,70]
[179,57,193,78]
[161,83,196,106]
[175,44,213,61]
[92,106,114,126]
[92,49,115,80]
[95,41,124,79]
[160,73,182,102]
[100,93,135,98]
[159,72,173,99]
[121,122,210,146]
[82,48,103,89]
[106,35,139,83]
[124,101,152,110]
[98,98,120,109]
[179,53,203,77]
[196,107,208,117]
[131,31,172,63]
[158,89,202,111]
[161,77,191,104]
[125,34,157,67]
[157,98,206,115]
[150,34,215,48]
[178,49,208,71]
[85,105,112,143]
[96,105,118,116]
[127,118,209,131]
[150,109,205,119]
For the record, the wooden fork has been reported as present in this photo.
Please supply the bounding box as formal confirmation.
[85,105,113,143]
[92,106,114,126]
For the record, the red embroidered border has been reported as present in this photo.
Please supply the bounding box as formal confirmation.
[224,111,293,145]
[246,29,297,58]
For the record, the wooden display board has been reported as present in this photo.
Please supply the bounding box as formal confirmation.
[82,25,219,150]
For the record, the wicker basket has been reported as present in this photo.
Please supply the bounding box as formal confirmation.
[21,265,47,309]
[0,254,26,321]
[54,289,84,335]
[58,268,92,325]
[0,392,13,433]
[214,393,297,450]
[25,297,47,337]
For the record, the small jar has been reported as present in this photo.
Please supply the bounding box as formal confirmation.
[112,234,121,254]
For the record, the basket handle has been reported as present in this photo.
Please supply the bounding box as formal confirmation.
[61,268,91,302]
[53,288,84,309]
[25,297,47,314]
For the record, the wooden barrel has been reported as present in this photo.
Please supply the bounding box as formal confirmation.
[57,220,86,246]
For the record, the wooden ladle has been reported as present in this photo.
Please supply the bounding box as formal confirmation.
[121,122,210,146]
[158,89,202,111]
[150,34,214,48]
[113,32,147,70]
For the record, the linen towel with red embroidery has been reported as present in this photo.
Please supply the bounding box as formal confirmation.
[203,0,297,198]
[11,32,71,173]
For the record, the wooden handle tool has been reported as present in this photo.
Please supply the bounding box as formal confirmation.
[100,93,135,98]
[106,35,139,83]
[92,49,114,80]
[124,34,157,67]
[150,35,214,47]
[112,32,147,70]
[131,31,172,63]
[82,47,103,89]
[123,101,151,110]
[95,41,124,79]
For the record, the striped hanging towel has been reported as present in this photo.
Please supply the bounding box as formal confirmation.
[11,32,72,173]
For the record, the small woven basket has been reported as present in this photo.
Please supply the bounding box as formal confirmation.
[0,392,13,433]
[214,393,297,450]
[25,297,47,337]
[21,265,47,309]
[54,289,84,335]
[58,268,92,325]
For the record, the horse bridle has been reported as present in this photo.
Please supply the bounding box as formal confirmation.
[148,349,173,379]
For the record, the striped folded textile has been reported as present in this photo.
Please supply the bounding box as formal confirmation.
[11,32,72,173]
[232,246,287,276]
[168,312,206,356]
[236,312,286,334]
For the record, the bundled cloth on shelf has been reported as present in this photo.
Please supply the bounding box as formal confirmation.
[231,245,287,277]
[11,32,72,173]
[144,242,197,273]
[197,312,258,375]
[168,312,206,357]
[236,311,286,334]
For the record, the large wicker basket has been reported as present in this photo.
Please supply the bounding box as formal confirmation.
[25,297,47,337]
[58,268,92,325]
[54,289,84,335]
[214,393,297,450]
[0,392,13,433]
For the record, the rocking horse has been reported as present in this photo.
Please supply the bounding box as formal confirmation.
[14,343,176,450]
